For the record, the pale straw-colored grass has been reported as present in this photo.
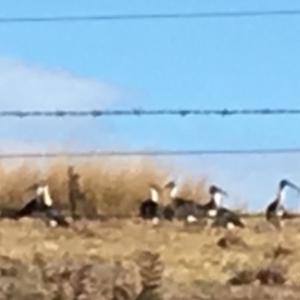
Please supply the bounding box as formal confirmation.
[0,157,208,215]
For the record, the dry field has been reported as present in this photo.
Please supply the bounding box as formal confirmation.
[0,217,300,299]
[0,158,299,299]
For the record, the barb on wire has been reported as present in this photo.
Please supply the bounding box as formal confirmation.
[1,9,300,24]
[0,108,300,118]
[0,148,300,159]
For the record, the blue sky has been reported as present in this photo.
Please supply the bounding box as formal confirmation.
[0,1,300,210]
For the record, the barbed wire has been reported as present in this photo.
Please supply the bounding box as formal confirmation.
[0,108,300,118]
[1,9,300,24]
[0,147,300,159]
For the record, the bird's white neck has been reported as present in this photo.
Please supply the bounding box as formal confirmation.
[36,186,44,196]
[213,192,222,207]
[170,186,178,198]
[150,188,159,203]
[42,185,53,206]
[278,188,286,202]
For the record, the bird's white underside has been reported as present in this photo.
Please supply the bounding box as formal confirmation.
[208,210,217,217]
[152,217,160,225]
[49,220,57,227]
[187,215,197,223]
[277,210,284,217]
[227,222,235,230]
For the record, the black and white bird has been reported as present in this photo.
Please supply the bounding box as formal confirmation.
[203,185,226,217]
[164,181,201,223]
[17,181,69,228]
[0,183,46,220]
[206,185,245,229]
[16,183,49,217]
[265,179,300,229]
[139,184,162,225]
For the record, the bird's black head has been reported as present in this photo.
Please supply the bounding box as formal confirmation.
[26,180,47,192]
[149,183,160,191]
[279,179,289,190]
[164,181,176,189]
[209,185,228,197]
[26,183,39,192]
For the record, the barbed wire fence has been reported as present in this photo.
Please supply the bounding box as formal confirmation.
[1,9,300,24]
[0,106,298,220]
[0,108,299,157]
[1,7,300,221]
[0,108,299,117]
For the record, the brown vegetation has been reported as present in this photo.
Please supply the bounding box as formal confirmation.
[0,157,208,217]
[0,158,299,299]
[0,216,298,299]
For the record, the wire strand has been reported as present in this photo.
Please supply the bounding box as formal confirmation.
[1,148,300,159]
[1,9,300,24]
[0,108,300,118]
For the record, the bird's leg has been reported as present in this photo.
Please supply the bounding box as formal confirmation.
[277,219,284,245]
[204,218,214,236]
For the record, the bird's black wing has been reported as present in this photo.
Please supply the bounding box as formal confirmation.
[139,199,159,219]
[266,199,279,215]
[161,204,175,220]
[16,199,41,218]
[202,199,218,211]
[172,198,200,220]
[0,207,20,219]
[218,207,245,228]
[45,207,69,227]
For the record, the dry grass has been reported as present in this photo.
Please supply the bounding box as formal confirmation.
[0,217,299,299]
[0,157,208,216]
[1,158,300,298]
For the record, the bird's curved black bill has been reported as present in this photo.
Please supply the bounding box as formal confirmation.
[286,180,300,193]
[215,186,229,197]
[164,181,175,189]
[25,183,38,191]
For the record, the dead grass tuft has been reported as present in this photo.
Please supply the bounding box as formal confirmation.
[227,267,286,287]
[256,265,286,286]
[0,157,207,217]
[227,269,257,285]
[272,245,293,259]
[217,232,248,250]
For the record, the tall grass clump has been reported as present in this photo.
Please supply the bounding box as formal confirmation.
[0,157,208,216]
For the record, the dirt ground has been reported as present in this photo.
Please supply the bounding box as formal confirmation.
[0,216,299,299]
